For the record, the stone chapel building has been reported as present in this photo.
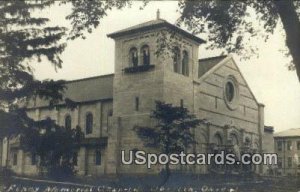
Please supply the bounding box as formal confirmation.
[2,15,271,176]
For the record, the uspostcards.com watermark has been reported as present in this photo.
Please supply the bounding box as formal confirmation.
[121,150,277,169]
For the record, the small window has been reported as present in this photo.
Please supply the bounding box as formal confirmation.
[288,157,292,168]
[73,152,78,166]
[277,141,282,151]
[13,153,17,166]
[287,141,292,151]
[253,142,259,150]
[225,81,235,102]
[173,47,181,73]
[86,113,93,134]
[108,109,113,116]
[141,45,150,65]
[129,47,138,67]
[244,137,251,147]
[213,133,223,146]
[278,157,282,168]
[180,99,184,108]
[182,50,189,76]
[65,115,72,130]
[224,76,239,110]
[230,133,239,145]
[95,150,101,165]
[31,153,37,165]
[297,141,300,150]
[135,97,139,111]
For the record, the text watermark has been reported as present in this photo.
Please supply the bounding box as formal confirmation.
[121,150,277,169]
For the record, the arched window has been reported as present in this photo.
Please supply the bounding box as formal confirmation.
[253,142,259,150]
[141,45,150,65]
[72,152,78,166]
[225,81,235,102]
[13,153,18,165]
[182,50,189,76]
[129,47,138,67]
[213,133,223,146]
[173,47,181,73]
[65,115,72,130]
[95,150,101,165]
[244,137,251,147]
[86,113,93,134]
[230,133,239,145]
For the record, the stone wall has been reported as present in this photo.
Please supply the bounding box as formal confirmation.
[108,29,163,174]
[8,100,112,176]
[195,58,261,148]
[109,23,264,175]
[262,129,274,174]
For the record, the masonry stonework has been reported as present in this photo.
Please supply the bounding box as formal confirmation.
[1,18,273,177]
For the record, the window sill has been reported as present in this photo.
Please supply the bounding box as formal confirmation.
[124,64,155,73]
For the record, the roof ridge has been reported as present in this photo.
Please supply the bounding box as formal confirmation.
[274,128,300,137]
[66,74,114,84]
[277,128,300,132]
[199,55,227,62]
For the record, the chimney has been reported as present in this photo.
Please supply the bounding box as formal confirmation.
[156,9,160,20]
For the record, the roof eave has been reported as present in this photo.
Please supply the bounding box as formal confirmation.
[107,22,206,44]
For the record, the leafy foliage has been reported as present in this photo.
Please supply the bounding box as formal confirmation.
[0,1,84,139]
[177,0,300,80]
[58,0,300,80]
[135,101,202,176]
[177,1,278,56]
[0,0,69,138]
[0,1,83,177]
[21,117,84,178]
[62,0,131,40]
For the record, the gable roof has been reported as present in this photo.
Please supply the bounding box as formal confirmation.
[26,74,114,109]
[196,55,260,105]
[198,55,227,77]
[107,19,206,44]
[274,128,300,138]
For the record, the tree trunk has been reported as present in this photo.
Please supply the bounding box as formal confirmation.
[274,0,300,82]
[160,162,171,187]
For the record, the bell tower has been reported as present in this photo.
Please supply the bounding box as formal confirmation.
[106,16,205,174]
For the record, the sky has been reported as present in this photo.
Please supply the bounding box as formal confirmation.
[32,1,300,133]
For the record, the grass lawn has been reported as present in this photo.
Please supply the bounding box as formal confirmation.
[1,172,299,192]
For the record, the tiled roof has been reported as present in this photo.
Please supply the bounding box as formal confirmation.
[274,128,300,138]
[107,19,205,44]
[27,74,114,108]
[198,55,227,77]
[108,19,165,36]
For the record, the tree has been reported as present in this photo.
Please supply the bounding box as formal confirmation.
[62,1,300,81]
[0,1,68,138]
[177,0,300,81]
[134,101,202,179]
[0,1,84,177]
[22,117,84,178]
[0,1,133,176]
[0,1,133,140]
[62,0,132,40]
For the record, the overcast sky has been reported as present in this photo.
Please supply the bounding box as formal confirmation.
[32,1,300,132]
